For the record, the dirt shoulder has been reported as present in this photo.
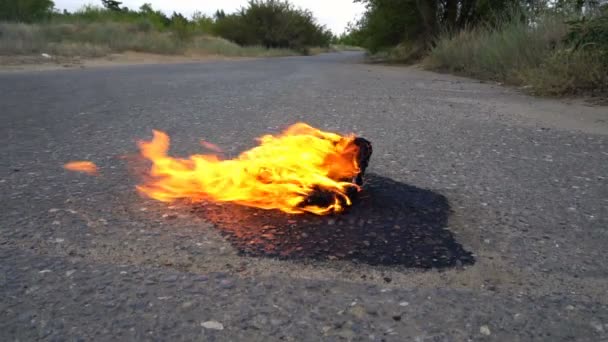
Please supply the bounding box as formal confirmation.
[0,51,246,72]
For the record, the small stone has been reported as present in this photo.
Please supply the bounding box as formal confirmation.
[181,301,194,309]
[49,208,60,213]
[201,320,224,330]
[483,239,491,244]
[54,238,64,243]
[66,270,76,277]
[349,305,366,319]
[162,275,178,282]
[480,325,491,336]
[193,275,209,282]
[162,214,177,220]
[335,328,356,339]
[399,301,409,307]
[565,305,575,311]
[219,279,234,289]
[39,269,52,274]
[590,321,604,333]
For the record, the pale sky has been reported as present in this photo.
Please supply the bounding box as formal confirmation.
[53,0,365,34]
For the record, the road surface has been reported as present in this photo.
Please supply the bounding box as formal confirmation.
[1,52,607,341]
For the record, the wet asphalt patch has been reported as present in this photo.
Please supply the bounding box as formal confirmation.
[192,174,475,268]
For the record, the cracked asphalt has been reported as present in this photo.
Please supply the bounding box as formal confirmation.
[1,52,607,341]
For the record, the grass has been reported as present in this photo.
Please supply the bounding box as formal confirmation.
[366,41,427,64]
[425,14,568,82]
[330,44,365,51]
[424,13,608,97]
[518,49,608,96]
[189,36,296,57]
[0,21,298,59]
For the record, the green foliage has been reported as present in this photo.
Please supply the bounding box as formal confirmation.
[426,13,569,81]
[348,0,525,53]
[519,49,608,95]
[213,0,333,50]
[0,21,299,57]
[0,21,174,56]
[101,0,122,12]
[191,11,214,34]
[426,9,608,97]
[190,35,297,57]
[0,0,55,22]
[0,0,334,58]
[355,0,422,53]
[564,10,608,50]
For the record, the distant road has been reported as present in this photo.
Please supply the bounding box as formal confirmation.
[1,52,607,341]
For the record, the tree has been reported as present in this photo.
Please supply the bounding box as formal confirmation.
[0,0,55,22]
[101,0,122,11]
[214,0,332,50]
[350,0,525,52]
[214,9,226,19]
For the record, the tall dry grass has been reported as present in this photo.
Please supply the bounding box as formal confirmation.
[424,12,608,96]
[0,21,297,58]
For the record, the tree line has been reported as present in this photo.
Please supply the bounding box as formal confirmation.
[339,0,608,53]
[0,0,333,50]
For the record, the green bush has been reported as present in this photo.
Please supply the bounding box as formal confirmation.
[347,0,525,54]
[425,14,569,81]
[213,0,332,50]
[425,9,608,97]
[519,49,608,95]
[0,0,54,22]
[189,36,296,57]
[0,1,327,59]
[0,21,298,58]
[564,11,608,51]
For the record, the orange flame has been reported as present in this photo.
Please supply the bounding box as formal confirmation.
[64,161,98,175]
[137,123,363,215]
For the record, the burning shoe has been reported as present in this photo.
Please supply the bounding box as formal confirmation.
[66,123,372,215]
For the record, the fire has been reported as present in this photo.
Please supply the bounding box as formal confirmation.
[137,123,364,215]
[64,161,98,175]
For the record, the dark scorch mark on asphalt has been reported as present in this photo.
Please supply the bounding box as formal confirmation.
[192,174,475,268]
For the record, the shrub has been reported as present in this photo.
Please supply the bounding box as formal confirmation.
[0,0,54,23]
[564,10,608,51]
[519,49,608,96]
[425,8,608,97]
[213,0,332,50]
[425,13,569,81]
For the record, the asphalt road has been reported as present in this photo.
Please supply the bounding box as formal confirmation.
[1,52,607,341]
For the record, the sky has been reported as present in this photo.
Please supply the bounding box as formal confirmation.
[53,0,366,34]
